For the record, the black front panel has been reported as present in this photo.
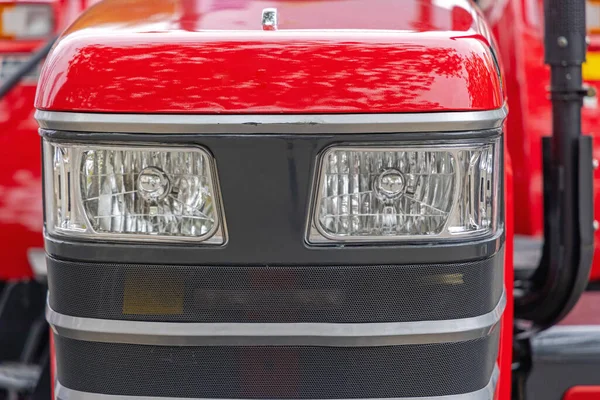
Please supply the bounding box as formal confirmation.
[45,128,505,399]
[42,129,502,266]
[48,252,503,323]
[56,327,499,399]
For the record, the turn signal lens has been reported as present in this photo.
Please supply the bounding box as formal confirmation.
[43,141,225,243]
[309,139,500,242]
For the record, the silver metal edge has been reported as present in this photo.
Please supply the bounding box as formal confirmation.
[47,290,505,347]
[35,106,507,134]
[55,366,499,400]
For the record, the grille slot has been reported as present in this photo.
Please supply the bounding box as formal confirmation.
[48,254,503,323]
[56,327,499,399]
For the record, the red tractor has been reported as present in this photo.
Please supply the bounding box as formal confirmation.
[19,0,600,399]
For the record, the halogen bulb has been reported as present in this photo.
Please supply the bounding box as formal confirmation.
[374,169,405,200]
[137,167,171,202]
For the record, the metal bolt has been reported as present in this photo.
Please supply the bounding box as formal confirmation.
[593,220,599,231]
[261,8,278,30]
[594,159,599,169]
[587,86,598,97]
[557,36,568,48]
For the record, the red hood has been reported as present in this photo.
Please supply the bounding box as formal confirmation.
[35,0,504,114]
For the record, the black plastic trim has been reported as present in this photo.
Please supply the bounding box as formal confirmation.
[44,229,503,265]
[46,249,505,325]
[54,330,500,399]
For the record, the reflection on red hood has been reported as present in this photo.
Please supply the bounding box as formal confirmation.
[35,0,504,114]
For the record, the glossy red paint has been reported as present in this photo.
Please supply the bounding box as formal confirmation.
[497,149,515,400]
[0,39,49,52]
[580,39,600,281]
[580,91,600,281]
[35,0,503,114]
[0,0,91,280]
[483,0,548,238]
[0,1,54,280]
[0,86,43,280]
[563,387,600,400]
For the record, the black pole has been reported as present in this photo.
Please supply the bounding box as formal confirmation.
[514,0,594,327]
[0,36,57,99]
[545,0,586,179]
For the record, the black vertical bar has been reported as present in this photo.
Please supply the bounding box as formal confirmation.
[515,0,594,327]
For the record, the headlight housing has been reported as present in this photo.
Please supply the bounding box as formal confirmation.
[308,138,501,243]
[43,141,226,243]
[1,4,54,39]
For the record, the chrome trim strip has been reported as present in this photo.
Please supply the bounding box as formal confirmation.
[47,290,505,346]
[35,106,507,134]
[55,367,499,400]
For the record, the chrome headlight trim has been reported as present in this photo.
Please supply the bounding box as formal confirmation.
[43,139,227,244]
[306,137,502,244]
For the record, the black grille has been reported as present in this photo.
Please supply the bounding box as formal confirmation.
[48,254,503,323]
[0,54,41,83]
[56,327,499,398]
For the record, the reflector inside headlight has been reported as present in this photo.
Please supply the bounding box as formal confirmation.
[309,139,500,242]
[1,4,53,39]
[43,141,225,243]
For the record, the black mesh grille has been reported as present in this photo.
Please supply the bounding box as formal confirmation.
[48,255,503,323]
[545,0,586,35]
[56,327,499,398]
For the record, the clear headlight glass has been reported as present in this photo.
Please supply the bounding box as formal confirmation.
[309,138,500,242]
[1,4,54,39]
[43,141,225,243]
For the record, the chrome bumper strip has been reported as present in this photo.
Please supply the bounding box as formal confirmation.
[47,290,505,346]
[35,106,507,134]
[55,366,499,400]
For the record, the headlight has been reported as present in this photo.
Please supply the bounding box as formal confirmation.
[43,141,226,243]
[1,4,54,39]
[308,138,501,243]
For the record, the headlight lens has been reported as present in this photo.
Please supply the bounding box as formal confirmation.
[309,138,500,242]
[43,141,225,243]
[1,4,54,39]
